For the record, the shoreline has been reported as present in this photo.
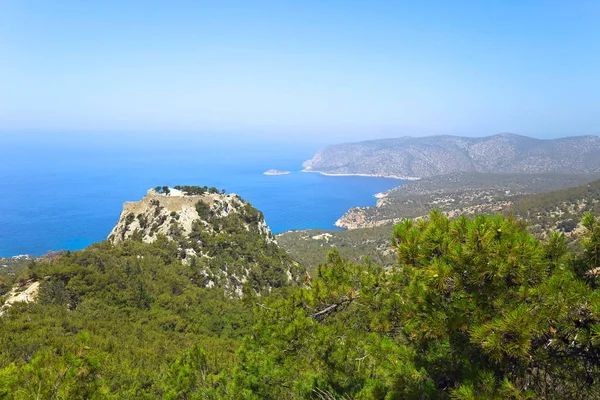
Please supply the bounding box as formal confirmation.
[301,169,420,181]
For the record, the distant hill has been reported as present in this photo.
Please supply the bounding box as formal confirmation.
[335,172,600,229]
[332,172,600,242]
[303,134,600,178]
[509,177,600,237]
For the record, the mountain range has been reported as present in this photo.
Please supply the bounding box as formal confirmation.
[302,133,600,179]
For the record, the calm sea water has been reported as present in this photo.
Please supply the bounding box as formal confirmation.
[0,133,403,257]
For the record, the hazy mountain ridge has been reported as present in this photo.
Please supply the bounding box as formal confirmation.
[303,134,600,178]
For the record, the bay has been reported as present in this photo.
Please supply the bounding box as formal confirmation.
[0,133,403,256]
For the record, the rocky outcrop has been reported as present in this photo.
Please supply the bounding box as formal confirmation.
[108,188,274,245]
[0,280,39,316]
[303,134,600,179]
[335,207,391,229]
[108,188,302,297]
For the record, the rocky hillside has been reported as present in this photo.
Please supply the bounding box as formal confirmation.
[303,133,600,179]
[334,173,600,245]
[109,188,273,245]
[108,187,303,297]
[335,173,600,229]
[279,174,600,272]
[277,225,397,271]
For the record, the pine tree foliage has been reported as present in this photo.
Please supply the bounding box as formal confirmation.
[233,211,600,399]
[2,211,600,398]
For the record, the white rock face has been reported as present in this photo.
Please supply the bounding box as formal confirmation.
[0,280,40,316]
[105,188,300,298]
[107,188,275,244]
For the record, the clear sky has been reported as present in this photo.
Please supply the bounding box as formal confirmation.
[1,1,599,142]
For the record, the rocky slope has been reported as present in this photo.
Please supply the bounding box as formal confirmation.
[303,134,600,179]
[109,188,274,245]
[335,173,600,229]
[0,280,39,316]
[278,175,600,273]
[108,187,303,297]
[276,225,397,271]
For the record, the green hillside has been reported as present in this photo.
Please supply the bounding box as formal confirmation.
[279,175,600,270]
[509,178,600,237]
[3,212,600,398]
[335,173,600,229]
[276,225,396,271]
[0,238,257,398]
[3,186,600,398]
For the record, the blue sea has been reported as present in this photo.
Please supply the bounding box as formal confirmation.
[0,133,404,257]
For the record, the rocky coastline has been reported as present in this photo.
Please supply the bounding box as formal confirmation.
[300,169,418,180]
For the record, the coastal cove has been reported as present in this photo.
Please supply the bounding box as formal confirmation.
[0,136,404,257]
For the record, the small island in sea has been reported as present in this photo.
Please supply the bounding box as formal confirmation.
[263,169,291,175]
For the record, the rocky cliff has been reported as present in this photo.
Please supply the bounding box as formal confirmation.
[109,188,274,245]
[108,188,303,297]
[303,134,600,179]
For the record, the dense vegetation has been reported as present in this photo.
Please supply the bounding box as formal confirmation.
[2,210,600,398]
[185,199,301,295]
[238,211,600,399]
[277,225,396,272]
[281,176,600,271]
[0,238,255,398]
[335,173,600,229]
[509,178,600,237]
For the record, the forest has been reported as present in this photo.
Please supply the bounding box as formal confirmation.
[1,210,600,399]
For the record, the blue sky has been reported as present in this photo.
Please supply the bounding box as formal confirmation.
[1,1,598,142]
